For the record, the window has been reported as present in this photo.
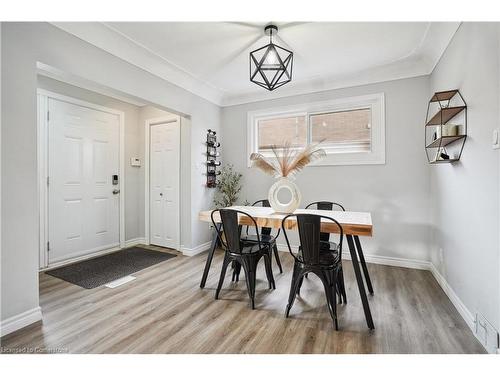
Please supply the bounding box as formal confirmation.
[257,115,307,151]
[310,108,371,153]
[247,93,385,166]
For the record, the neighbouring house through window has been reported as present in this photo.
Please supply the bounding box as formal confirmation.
[248,93,385,166]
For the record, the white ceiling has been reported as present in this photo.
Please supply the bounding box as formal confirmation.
[52,22,460,106]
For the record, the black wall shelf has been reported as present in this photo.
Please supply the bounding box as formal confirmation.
[425,89,467,164]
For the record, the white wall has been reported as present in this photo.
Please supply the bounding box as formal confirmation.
[1,22,220,324]
[429,23,500,330]
[221,76,431,262]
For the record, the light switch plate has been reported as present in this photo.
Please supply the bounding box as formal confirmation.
[493,129,500,149]
[130,157,141,167]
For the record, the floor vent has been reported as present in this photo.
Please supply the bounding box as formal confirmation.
[105,275,136,289]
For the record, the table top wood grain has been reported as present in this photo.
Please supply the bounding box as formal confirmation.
[199,206,373,237]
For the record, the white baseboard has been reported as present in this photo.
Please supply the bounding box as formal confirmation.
[125,237,146,247]
[342,252,431,270]
[181,241,212,257]
[0,307,42,337]
[429,262,475,331]
[276,244,431,270]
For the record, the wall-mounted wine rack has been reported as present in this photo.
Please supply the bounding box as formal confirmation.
[206,129,220,188]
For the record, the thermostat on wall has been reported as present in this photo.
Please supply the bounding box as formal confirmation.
[130,157,141,167]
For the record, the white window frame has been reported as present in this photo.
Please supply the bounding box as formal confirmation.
[247,93,385,167]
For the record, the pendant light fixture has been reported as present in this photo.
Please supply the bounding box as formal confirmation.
[249,24,294,91]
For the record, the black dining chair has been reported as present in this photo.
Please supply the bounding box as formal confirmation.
[240,199,283,274]
[306,200,373,297]
[282,213,344,330]
[211,209,275,310]
[302,201,347,303]
[305,201,346,252]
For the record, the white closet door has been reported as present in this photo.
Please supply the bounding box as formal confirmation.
[149,120,180,249]
[48,98,120,264]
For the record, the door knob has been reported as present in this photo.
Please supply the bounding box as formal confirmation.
[112,189,120,195]
[160,193,163,197]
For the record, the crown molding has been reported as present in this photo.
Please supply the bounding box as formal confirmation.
[51,22,459,108]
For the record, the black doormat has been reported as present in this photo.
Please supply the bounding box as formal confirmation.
[45,247,176,289]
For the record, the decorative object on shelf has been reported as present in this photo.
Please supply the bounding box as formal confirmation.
[250,142,326,213]
[425,89,467,164]
[213,164,243,208]
[249,24,293,91]
[206,129,220,188]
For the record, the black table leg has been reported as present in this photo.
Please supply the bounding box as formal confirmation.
[200,223,221,289]
[346,234,374,330]
[354,235,374,295]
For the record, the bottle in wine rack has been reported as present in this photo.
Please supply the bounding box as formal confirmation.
[206,160,221,166]
[206,141,220,147]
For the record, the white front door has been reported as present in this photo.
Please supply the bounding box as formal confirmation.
[48,98,120,264]
[149,120,180,249]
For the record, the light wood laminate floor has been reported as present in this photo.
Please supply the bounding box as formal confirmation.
[0,246,485,354]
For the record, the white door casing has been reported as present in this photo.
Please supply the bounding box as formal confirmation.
[148,120,180,249]
[38,90,125,268]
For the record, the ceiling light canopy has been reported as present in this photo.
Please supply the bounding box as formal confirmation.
[249,24,294,91]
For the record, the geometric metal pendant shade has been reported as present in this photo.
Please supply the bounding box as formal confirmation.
[250,25,293,91]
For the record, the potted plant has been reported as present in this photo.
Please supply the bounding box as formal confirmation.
[213,164,243,208]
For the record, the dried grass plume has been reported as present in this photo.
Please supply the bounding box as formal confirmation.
[250,141,326,178]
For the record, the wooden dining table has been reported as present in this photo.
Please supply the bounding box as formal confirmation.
[198,206,375,329]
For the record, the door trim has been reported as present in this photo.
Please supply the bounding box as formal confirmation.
[37,89,126,269]
[144,115,181,250]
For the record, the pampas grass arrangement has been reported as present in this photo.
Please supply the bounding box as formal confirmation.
[250,141,326,178]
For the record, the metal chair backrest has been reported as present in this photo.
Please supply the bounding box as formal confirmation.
[211,209,262,254]
[245,199,280,239]
[281,213,343,267]
[305,201,345,243]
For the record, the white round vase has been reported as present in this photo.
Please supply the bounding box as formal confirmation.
[268,177,301,213]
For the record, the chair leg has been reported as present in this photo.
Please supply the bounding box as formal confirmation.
[335,272,343,305]
[319,270,338,330]
[297,273,305,295]
[215,253,231,300]
[232,262,241,282]
[240,256,258,309]
[272,243,283,273]
[285,263,302,317]
[248,256,258,309]
[338,267,347,304]
[332,271,339,330]
[263,252,275,289]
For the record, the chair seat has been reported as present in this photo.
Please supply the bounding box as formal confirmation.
[229,242,269,255]
[298,244,341,266]
[241,234,276,245]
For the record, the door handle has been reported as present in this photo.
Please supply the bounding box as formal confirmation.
[160,193,163,197]
[112,189,120,195]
